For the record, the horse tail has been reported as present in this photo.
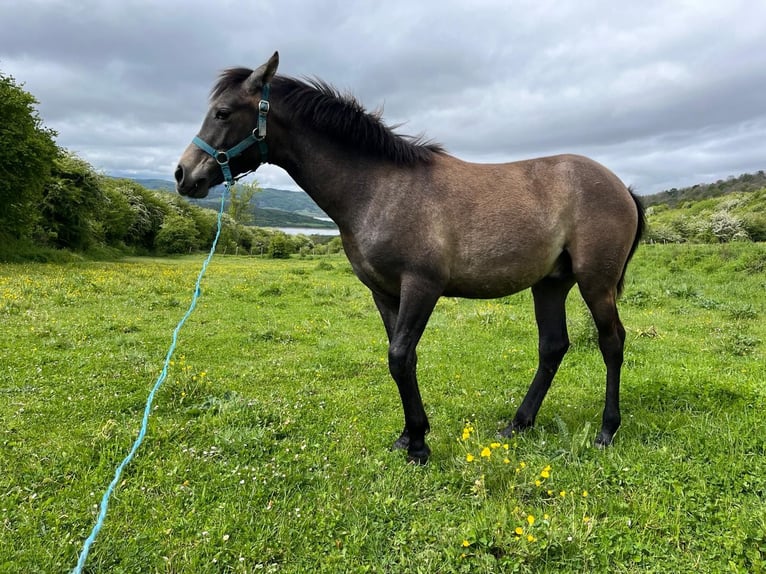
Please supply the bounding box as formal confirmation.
[617,186,646,296]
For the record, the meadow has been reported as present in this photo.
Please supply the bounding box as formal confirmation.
[1,243,765,573]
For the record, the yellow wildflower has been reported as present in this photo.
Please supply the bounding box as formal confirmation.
[490,442,501,449]
[527,515,535,526]
[514,526,524,535]
[582,490,589,497]
[527,534,536,543]
[462,539,471,547]
[466,453,475,462]
[480,447,491,458]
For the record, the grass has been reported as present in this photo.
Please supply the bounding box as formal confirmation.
[1,243,765,573]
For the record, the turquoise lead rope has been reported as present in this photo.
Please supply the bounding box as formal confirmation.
[72,84,271,573]
[72,188,227,574]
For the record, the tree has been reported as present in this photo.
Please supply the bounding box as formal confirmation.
[39,151,105,250]
[228,180,261,226]
[155,214,200,254]
[0,72,58,239]
[268,231,293,258]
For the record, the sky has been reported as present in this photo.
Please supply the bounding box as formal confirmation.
[1,0,765,195]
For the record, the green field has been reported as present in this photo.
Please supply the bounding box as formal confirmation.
[1,244,765,573]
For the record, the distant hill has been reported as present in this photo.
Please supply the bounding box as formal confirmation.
[642,170,766,207]
[125,178,336,229]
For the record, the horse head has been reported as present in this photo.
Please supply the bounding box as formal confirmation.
[175,51,279,198]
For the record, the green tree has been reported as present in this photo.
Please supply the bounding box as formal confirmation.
[100,178,170,250]
[155,214,200,254]
[268,231,293,259]
[228,180,261,226]
[39,151,105,250]
[0,72,58,239]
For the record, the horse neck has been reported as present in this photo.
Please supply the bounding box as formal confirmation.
[268,119,379,232]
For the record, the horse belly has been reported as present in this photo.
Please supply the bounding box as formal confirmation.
[443,255,555,299]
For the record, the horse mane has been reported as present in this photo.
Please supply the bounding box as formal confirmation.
[211,68,445,165]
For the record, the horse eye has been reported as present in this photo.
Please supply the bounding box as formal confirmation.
[214,109,231,120]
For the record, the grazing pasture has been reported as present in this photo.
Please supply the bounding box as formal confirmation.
[1,243,765,572]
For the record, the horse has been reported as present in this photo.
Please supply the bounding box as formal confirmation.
[175,51,645,464]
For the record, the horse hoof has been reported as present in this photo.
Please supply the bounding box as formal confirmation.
[406,446,431,465]
[499,421,530,438]
[391,434,410,451]
[594,431,614,448]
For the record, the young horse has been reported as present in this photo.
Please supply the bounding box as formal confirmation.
[175,52,645,464]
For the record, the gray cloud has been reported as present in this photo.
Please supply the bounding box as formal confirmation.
[2,0,765,193]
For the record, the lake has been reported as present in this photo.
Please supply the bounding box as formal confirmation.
[272,226,339,236]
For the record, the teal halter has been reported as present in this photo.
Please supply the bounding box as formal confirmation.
[192,84,271,185]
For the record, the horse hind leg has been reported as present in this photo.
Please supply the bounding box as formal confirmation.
[578,283,626,447]
[502,276,574,437]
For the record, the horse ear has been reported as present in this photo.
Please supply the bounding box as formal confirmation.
[245,51,279,94]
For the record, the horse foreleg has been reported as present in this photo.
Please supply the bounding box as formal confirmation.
[372,292,410,451]
[375,280,440,464]
[502,277,573,437]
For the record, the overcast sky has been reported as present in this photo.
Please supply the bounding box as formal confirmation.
[2,0,765,195]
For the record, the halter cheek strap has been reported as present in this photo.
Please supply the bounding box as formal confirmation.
[192,83,271,186]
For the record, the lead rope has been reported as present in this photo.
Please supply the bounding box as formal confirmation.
[71,185,229,574]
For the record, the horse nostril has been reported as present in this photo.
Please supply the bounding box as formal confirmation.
[174,165,184,184]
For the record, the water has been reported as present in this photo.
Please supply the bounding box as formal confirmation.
[273,226,339,236]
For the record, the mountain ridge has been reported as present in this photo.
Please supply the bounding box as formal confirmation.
[125,178,336,229]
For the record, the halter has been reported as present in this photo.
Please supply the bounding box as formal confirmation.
[191,83,271,186]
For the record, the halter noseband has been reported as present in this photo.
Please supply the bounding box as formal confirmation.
[191,84,271,186]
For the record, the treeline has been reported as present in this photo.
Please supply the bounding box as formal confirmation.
[645,188,766,244]
[643,171,766,207]
[0,71,341,261]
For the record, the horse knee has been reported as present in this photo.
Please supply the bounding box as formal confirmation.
[539,338,569,370]
[388,341,414,381]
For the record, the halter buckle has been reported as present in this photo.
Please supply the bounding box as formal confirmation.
[258,99,270,114]
[215,151,229,165]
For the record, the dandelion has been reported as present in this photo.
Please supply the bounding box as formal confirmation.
[527,515,535,526]
[535,480,542,487]
[547,489,554,496]
[560,490,567,497]
[515,526,524,535]
[490,442,501,449]
[540,465,551,479]
[466,453,475,462]
[520,461,526,469]
[527,534,536,543]
[462,539,471,547]
[583,516,590,523]
[582,490,589,497]
[503,457,510,464]
[480,447,491,458]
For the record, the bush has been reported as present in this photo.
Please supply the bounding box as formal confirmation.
[268,232,292,259]
[155,214,200,254]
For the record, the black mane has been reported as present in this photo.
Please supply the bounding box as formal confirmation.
[211,68,445,165]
